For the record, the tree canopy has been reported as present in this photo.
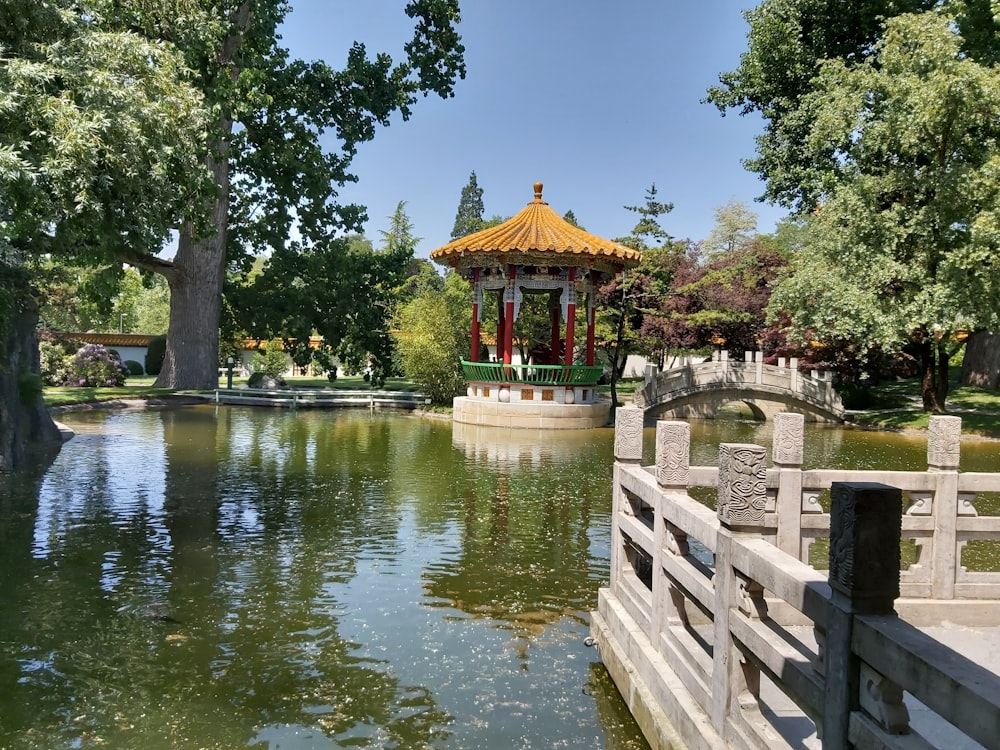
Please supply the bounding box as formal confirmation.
[2,0,467,390]
[712,1,1000,411]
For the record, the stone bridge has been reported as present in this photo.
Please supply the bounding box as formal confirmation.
[633,351,844,422]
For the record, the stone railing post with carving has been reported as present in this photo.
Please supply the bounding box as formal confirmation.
[823,481,904,747]
[655,420,691,636]
[612,406,645,596]
[773,412,805,558]
[928,415,962,599]
[711,443,767,738]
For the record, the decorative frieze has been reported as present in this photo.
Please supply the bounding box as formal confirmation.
[772,412,804,466]
[717,443,767,529]
[828,482,902,612]
[655,420,690,488]
[928,415,962,469]
[614,406,644,463]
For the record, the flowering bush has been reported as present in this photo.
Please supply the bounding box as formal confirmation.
[39,340,72,386]
[62,344,128,387]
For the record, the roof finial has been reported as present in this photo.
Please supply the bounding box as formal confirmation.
[533,182,543,202]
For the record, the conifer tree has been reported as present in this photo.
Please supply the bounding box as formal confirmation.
[451,171,485,239]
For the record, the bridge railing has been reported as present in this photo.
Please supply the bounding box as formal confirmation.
[460,360,603,386]
[591,407,1000,749]
[635,350,844,420]
[680,412,1000,604]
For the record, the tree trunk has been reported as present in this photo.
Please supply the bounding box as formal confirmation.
[154,4,249,390]
[608,308,627,409]
[919,336,950,413]
[961,330,1000,389]
[154,151,229,389]
[0,270,61,470]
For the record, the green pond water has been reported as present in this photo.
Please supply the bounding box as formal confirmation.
[0,406,997,750]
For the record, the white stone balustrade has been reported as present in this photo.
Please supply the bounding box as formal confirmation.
[590,413,1000,750]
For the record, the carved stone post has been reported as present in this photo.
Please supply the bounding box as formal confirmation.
[823,481,904,747]
[928,415,962,599]
[655,421,691,636]
[612,406,645,597]
[773,412,805,559]
[711,443,767,737]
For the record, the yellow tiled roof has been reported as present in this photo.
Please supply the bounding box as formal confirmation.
[430,183,641,267]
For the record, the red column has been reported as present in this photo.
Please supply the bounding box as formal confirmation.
[550,303,561,365]
[496,293,504,363]
[470,267,481,362]
[503,266,516,365]
[564,267,576,366]
[586,270,598,366]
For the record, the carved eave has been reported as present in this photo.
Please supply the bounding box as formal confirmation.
[448,250,622,277]
[431,182,641,276]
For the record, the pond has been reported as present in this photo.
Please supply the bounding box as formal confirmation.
[0,406,997,749]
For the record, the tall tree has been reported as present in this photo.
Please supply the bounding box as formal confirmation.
[597,183,673,408]
[2,1,467,390]
[706,0,941,212]
[228,202,420,386]
[702,200,758,256]
[764,10,1000,411]
[393,271,470,403]
[451,171,485,239]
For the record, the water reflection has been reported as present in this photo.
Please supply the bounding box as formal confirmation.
[1,407,997,750]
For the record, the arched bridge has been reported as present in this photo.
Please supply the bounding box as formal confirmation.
[633,352,844,422]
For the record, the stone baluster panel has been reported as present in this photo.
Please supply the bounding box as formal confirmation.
[655,420,691,636]
[612,406,645,597]
[823,481,904,746]
[928,415,962,599]
[712,443,767,736]
[773,412,806,559]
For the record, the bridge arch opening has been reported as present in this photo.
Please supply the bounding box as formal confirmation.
[715,400,767,421]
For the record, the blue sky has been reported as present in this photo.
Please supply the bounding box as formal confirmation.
[279,1,787,258]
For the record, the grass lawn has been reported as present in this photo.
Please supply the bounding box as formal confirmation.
[44,374,425,408]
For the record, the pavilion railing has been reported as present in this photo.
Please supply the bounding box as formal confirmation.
[460,360,603,386]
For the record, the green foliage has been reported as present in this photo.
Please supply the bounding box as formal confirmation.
[706,0,943,212]
[123,360,145,376]
[4,0,467,389]
[765,10,1000,410]
[63,344,128,387]
[249,342,290,380]
[144,334,167,376]
[393,272,470,403]
[0,2,213,260]
[451,170,485,239]
[37,333,82,386]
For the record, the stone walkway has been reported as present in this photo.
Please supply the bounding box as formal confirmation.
[759,623,1000,750]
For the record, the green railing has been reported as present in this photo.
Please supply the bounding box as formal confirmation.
[461,360,604,386]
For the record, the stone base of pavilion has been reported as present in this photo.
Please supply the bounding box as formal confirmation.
[452,395,611,430]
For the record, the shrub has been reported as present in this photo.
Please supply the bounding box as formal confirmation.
[145,334,167,375]
[63,344,128,387]
[249,341,290,379]
[124,359,145,376]
[39,340,72,386]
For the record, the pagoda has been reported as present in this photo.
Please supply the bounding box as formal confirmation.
[430,182,641,428]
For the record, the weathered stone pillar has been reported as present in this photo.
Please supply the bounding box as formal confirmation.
[822,481,903,747]
[773,412,805,559]
[655,420,690,634]
[928,415,962,599]
[612,406,644,596]
[711,443,767,738]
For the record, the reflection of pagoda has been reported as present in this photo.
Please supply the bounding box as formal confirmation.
[430,183,641,429]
